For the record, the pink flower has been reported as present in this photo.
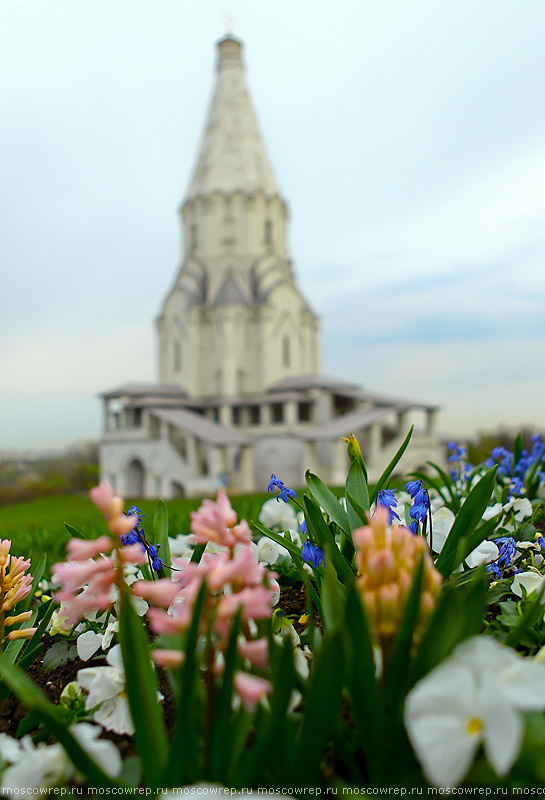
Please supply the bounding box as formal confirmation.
[152,649,185,668]
[132,579,181,607]
[238,638,269,671]
[118,544,148,564]
[217,586,273,621]
[234,672,272,711]
[89,483,138,538]
[147,606,190,635]
[53,557,116,625]
[189,492,251,549]
[67,536,113,561]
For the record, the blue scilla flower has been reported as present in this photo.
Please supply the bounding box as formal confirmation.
[537,536,545,551]
[267,473,297,503]
[302,539,325,568]
[529,435,544,465]
[495,536,517,569]
[267,474,284,493]
[405,480,422,498]
[410,502,428,523]
[277,485,298,503]
[408,520,419,535]
[299,519,307,535]
[121,529,141,546]
[148,544,163,573]
[508,477,524,501]
[487,562,501,580]
[376,489,400,524]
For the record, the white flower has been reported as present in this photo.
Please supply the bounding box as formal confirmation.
[512,571,545,608]
[0,724,121,790]
[510,498,533,522]
[465,540,499,568]
[405,636,545,787]
[428,507,455,553]
[76,618,120,661]
[257,537,288,566]
[258,498,298,531]
[70,723,122,777]
[77,644,134,735]
[168,534,193,558]
[482,502,503,521]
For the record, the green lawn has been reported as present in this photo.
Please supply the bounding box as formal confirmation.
[0,492,272,572]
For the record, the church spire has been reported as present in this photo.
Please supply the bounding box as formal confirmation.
[185,35,280,201]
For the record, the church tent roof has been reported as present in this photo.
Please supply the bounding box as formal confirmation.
[150,407,249,445]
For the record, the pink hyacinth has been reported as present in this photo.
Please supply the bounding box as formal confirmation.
[53,556,116,625]
[89,482,138,538]
[234,672,272,711]
[238,637,269,671]
[67,536,113,561]
[189,491,252,549]
[152,649,185,668]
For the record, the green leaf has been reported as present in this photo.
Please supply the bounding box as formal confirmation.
[64,522,88,540]
[18,553,47,614]
[384,557,424,717]
[505,581,545,649]
[190,542,207,563]
[295,630,344,783]
[370,426,414,505]
[435,466,498,576]
[305,470,350,533]
[154,500,171,569]
[163,580,208,786]
[252,522,304,562]
[343,585,385,783]
[346,458,370,515]
[303,495,354,584]
[119,584,168,790]
[209,613,241,781]
[413,569,487,680]
[0,656,123,788]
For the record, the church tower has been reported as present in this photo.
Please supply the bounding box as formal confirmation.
[157,35,320,398]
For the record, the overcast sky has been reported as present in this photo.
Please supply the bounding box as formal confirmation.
[1,0,544,451]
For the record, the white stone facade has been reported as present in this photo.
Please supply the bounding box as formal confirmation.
[99,36,444,499]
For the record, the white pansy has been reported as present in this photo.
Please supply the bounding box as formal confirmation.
[482,502,503,521]
[49,606,72,636]
[259,498,298,531]
[405,636,545,787]
[512,571,545,605]
[428,507,455,553]
[70,723,122,777]
[465,540,499,568]
[257,537,288,566]
[511,498,533,522]
[168,534,193,558]
[77,619,120,661]
[77,644,134,735]
[0,724,121,790]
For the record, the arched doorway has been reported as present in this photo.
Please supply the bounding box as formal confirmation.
[126,458,145,497]
[171,480,186,498]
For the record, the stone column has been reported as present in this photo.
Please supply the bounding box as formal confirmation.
[330,438,348,485]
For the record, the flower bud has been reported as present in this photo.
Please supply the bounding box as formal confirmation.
[7,627,37,641]
[355,508,442,650]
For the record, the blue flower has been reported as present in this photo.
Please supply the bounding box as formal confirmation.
[121,530,141,546]
[375,489,400,524]
[508,477,524,501]
[408,520,419,535]
[487,562,501,580]
[267,473,297,503]
[277,485,298,503]
[148,544,163,573]
[267,474,284,493]
[405,480,422,498]
[410,503,428,523]
[495,536,517,569]
[537,536,545,551]
[299,519,307,535]
[302,539,325,567]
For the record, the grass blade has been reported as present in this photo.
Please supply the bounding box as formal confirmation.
[370,426,414,505]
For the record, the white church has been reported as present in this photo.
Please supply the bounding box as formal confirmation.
[99,35,442,499]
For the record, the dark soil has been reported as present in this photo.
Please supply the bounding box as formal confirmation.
[0,584,311,748]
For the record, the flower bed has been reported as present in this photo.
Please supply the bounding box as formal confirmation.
[1,429,545,793]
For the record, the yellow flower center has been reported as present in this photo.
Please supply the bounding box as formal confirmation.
[466,717,482,735]
[298,613,309,624]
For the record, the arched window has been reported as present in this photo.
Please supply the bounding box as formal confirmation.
[282,336,290,367]
[174,340,182,372]
[264,219,272,245]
